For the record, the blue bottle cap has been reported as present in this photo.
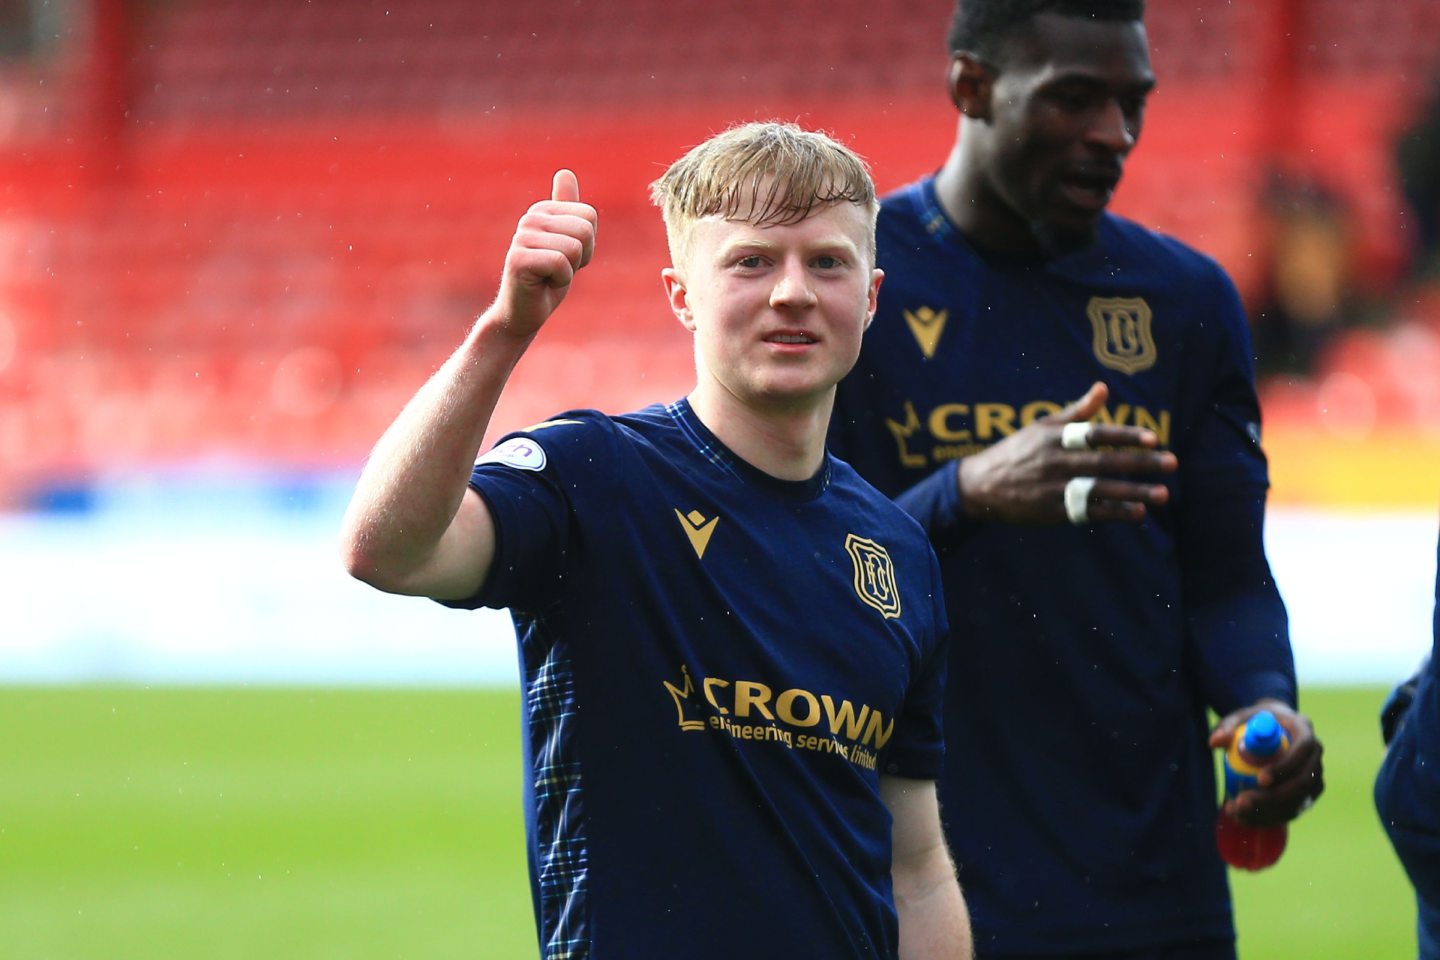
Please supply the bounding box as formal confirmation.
[1243,710,1284,756]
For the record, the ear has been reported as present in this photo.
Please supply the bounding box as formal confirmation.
[948,53,994,121]
[864,268,884,330]
[661,267,696,332]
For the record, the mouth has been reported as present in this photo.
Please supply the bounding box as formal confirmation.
[764,331,818,346]
[1057,168,1122,214]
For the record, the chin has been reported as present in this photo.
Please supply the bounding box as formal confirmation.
[1031,217,1099,256]
[750,380,833,410]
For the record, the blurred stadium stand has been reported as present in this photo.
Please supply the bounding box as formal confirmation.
[1,0,1438,510]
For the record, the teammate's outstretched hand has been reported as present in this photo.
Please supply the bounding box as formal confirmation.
[1209,699,1325,827]
[956,381,1177,525]
[491,168,597,339]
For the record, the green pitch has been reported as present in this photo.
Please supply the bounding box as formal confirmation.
[0,685,1417,958]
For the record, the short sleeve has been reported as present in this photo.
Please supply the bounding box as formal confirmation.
[880,548,949,780]
[441,414,612,612]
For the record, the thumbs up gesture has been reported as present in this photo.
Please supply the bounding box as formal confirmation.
[492,169,598,339]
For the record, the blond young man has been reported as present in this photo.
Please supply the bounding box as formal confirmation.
[340,122,971,960]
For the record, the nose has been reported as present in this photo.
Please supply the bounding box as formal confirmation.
[1087,98,1138,154]
[770,261,817,309]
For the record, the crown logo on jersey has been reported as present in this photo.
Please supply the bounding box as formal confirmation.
[883,401,928,469]
[675,508,719,559]
[845,534,901,619]
[903,306,948,360]
[662,664,707,732]
[1087,296,1156,374]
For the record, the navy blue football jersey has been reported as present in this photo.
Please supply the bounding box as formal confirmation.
[452,399,948,960]
[830,177,1296,955]
[1375,526,1440,959]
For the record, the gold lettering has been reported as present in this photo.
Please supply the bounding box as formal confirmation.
[776,688,821,727]
[932,443,984,462]
[734,681,775,720]
[822,695,871,740]
[702,677,731,715]
[1133,408,1172,447]
[974,403,1017,440]
[927,403,972,442]
[863,711,895,749]
[1089,404,1172,446]
[892,399,1171,459]
[1093,404,1131,427]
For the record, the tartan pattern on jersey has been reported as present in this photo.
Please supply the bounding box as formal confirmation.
[666,400,832,495]
[525,634,588,959]
[666,400,728,471]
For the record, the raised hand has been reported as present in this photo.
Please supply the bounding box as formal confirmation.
[956,381,1177,525]
[491,168,598,339]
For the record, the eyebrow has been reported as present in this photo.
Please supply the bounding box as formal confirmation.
[717,234,862,259]
[1043,71,1156,94]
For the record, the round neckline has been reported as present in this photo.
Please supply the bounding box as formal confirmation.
[670,398,831,503]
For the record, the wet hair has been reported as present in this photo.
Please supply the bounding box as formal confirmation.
[947,0,1144,58]
[649,121,878,267]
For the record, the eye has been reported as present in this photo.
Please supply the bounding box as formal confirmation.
[1049,88,1098,112]
[735,254,766,269]
[813,254,846,270]
[1120,95,1148,120]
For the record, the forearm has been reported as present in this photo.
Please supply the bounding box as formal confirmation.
[883,776,972,960]
[1182,483,1295,713]
[894,843,972,960]
[342,169,594,598]
[339,314,533,595]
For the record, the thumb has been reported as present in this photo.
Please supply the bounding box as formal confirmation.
[1209,715,1242,750]
[1055,381,1108,423]
[552,168,581,203]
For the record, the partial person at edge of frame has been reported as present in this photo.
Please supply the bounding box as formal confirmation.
[1376,519,1440,960]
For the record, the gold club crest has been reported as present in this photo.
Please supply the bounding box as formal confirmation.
[1087,296,1156,375]
[845,534,901,620]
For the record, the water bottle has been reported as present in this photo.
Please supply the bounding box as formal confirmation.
[1215,709,1289,871]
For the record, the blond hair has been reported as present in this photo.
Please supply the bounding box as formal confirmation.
[649,121,878,267]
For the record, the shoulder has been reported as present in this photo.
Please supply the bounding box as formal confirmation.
[879,177,928,215]
[479,406,665,475]
[481,408,609,459]
[827,457,933,552]
[876,179,936,243]
[873,177,973,294]
[1097,213,1238,295]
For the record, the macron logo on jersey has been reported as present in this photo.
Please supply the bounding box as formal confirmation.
[675,508,719,559]
[903,305,948,360]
